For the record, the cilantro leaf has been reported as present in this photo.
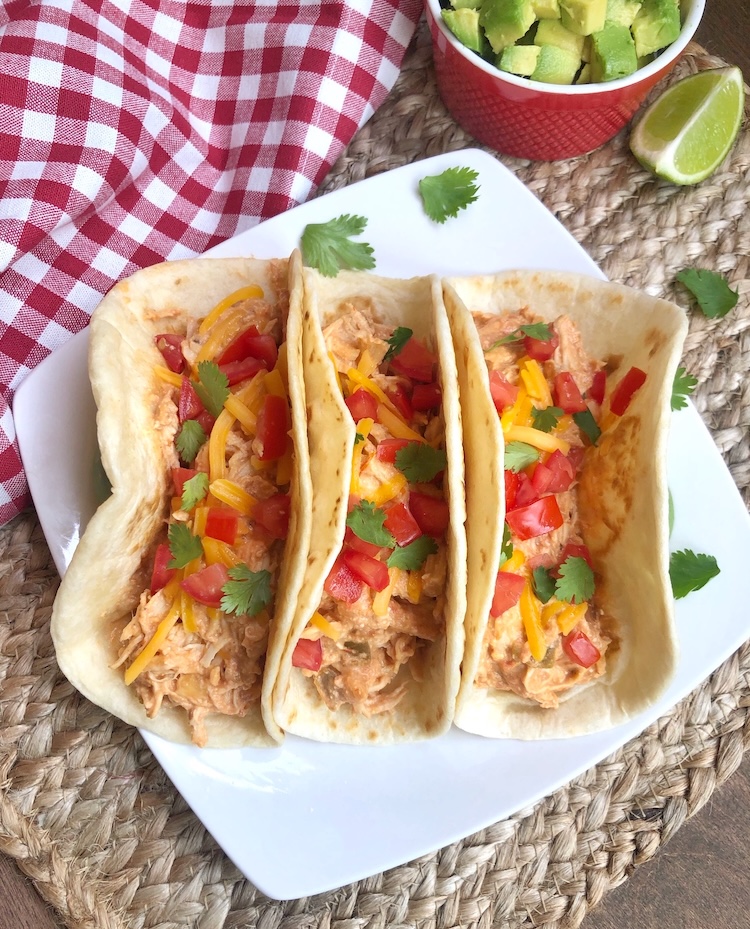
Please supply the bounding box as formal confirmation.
[676,268,738,319]
[383,326,413,362]
[394,442,447,483]
[167,522,203,569]
[181,472,209,510]
[669,549,720,599]
[532,566,557,604]
[499,522,513,567]
[355,432,365,445]
[489,323,552,350]
[555,556,595,604]
[300,214,376,278]
[504,441,540,473]
[418,166,480,224]
[193,360,229,418]
[671,366,698,411]
[221,565,273,616]
[573,409,601,445]
[176,419,207,464]
[346,500,395,547]
[531,405,564,433]
[387,535,438,570]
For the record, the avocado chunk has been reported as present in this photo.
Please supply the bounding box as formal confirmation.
[590,22,638,80]
[443,8,484,53]
[532,0,561,18]
[605,0,643,28]
[531,44,581,83]
[498,43,542,75]
[560,0,607,35]
[535,19,586,58]
[480,0,536,53]
[630,0,680,57]
[451,0,483,10]
[576,61,593,82]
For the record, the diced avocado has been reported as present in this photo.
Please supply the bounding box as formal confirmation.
[590,22,638,80]
[532,0,561,19]
[450,0,483,10]
[605,0,643,28]
[443,8,484,53]
[535,19,585,58]
[581,35,593,60]
[559,0,607,35]
[531,44,581,83]
[576,61,593,82]
[480,0,536,53]
[631,0,680,57]
[497,43,542,75]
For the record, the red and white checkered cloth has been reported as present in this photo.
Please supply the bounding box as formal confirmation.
[0,0,422,526]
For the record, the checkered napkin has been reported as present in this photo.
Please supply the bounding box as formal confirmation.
[0,0,422,527]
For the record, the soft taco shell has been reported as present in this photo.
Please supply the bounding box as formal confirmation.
[51,253,312,747]
[272,269,467,743]
[443,270,687,739]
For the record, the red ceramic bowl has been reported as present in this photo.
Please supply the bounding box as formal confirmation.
[425,0,705,161]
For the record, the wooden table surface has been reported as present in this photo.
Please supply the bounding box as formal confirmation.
[2,5,749,927]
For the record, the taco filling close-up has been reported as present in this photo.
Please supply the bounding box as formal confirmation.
[51,255,311,748]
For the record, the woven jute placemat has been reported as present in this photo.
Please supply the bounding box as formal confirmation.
[2,23,748,929]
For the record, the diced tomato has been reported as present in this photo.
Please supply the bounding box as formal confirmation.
[204,507,239,545]
[344,527,384,558]
[196,410,216,435]
[588,369,606,405]
[530,460,553,495]
[385,383,413,420]
[507,472,538,511]
[489,370,519,413]
[524,326,559,361]
[375,438,411,463]
[553,372,587,413]
[559,541,594,570]
[181,562,230,608]
[345,388,378,422]
[219,355,266,386]
[561,629,601,668]
[218,326,278,371]
[409,491,449,537]
[178,377,205,422]
[292,637,322,671]
[324,554,364,604]
[342,548,390,592]
[542,449,576,493]
[411,383,442,412]
[504,470,519,510]
[150,543,175,593]
[506,496,563,541]
[155,333,185,373]
[609,366,647,416]
[390,336,436,383]
[253,493,291,540]
[490,571,526,617]
[172,467,200,497]
[383,501,422,546]
[256,393,289,461]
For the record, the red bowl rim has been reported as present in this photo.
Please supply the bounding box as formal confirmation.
[425,0,706,97]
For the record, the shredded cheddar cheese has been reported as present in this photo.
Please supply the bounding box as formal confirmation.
[208,408,235,481]
[504,424,571,455]
[557,601,588,635]
[520,582,547,662]
[155,365,183,389]
[124,580,182,685]
[310,611,341,640]
[198,284,264,335]
[209,478,257,515]
[372,567,401,617]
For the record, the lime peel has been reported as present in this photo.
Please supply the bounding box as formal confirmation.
[629,66,745,185]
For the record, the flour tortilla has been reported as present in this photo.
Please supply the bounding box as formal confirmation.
[51,253,312,747]
[443,270,688,739]
[271,269,467,744]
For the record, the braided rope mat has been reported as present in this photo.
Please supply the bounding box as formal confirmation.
[2,24,748,929]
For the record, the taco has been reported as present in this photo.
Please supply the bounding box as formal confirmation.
[272,269,467,743]
[443,270,687,739]
[51,252,311,747]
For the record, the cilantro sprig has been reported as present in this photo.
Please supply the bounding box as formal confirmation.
[383,326,413,362]
[346,500,395,547]
[532,566,557,604]
[193,360,229,418]
[489,323,552,351]
[504,441,540,473]
[300,214,376,278]
[676,268,738,319]
[671,366,698,411]
[531,405,563,433]
[555,556,596,604]
[394,442,447,483]
[669,549,720,599]
[180,472,209,510]
[499,523,513,566]
[167,522,203,569]
[418,166,480,224]
[176,420,207,464]
[221,565,273,616]
[573,408,601,446]
[387,535,438,571]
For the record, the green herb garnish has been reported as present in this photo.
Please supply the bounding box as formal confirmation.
[669,549,720,599]
[167,522,203,569]
[345,500,395,548]
[671,366,698,411]
[418,166,480,224]
[221,565,273,616]
[504,441,540,473]
[300,214,376,277]
[676,268,738,319]
[387,535,438,571]
[394,442,447,483]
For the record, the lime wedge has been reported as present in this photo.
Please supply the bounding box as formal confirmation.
[629,66,745,185]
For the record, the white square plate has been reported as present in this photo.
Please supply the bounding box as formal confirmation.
[14,149,750,900]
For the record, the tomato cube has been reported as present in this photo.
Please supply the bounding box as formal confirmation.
[490,571,526,617]
[292,637,323,671]
[505,496,563,541]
